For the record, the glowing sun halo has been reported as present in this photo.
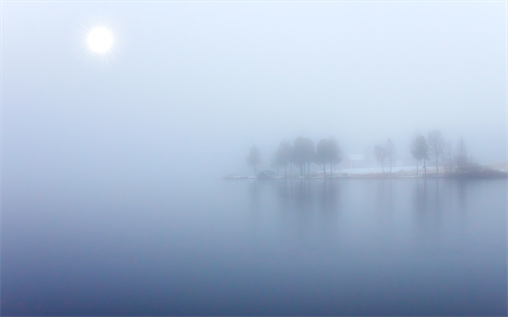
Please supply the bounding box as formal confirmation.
[87,27,113,53]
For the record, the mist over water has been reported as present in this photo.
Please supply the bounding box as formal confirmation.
[3,178,506,315]
[3,2,506,181]
[2,1,507,316]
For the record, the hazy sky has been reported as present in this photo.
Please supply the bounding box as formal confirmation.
[3,1,506,180]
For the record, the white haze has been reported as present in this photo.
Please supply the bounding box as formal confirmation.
[3,2,506,185]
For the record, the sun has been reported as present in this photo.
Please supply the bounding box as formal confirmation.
[87,27,113,53]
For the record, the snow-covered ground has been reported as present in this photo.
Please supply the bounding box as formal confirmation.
[333,165,416,175]
[226,164,506,179]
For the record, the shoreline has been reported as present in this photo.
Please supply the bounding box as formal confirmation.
[224,169,508,180]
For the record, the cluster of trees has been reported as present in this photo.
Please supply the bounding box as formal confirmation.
[247,137,341,177]
[247,130,475,177]
[373,139,395,173]
[410,130,471,176]
[246,146,262,175]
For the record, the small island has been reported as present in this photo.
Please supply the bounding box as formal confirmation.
[225,131,507,180]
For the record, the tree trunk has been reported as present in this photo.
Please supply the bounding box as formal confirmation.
[435,154,439,175]
[323,163,326,177]
[381,163,385,174]
[416,160,419,177]
[423,159,427,175]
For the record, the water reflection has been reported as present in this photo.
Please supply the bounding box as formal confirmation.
[375,179,393,213]
[246,178,480,259]
[432,180,440,218]
[248,179,342,213]
[248,181,261,212]
[411,178,478,256]
[3,177,506,315]
[414,178,429,213]
[457,180,468,211]
[318,179,340,213]
[247,179,342,236]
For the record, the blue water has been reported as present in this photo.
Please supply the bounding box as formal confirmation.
[2,178,506,315]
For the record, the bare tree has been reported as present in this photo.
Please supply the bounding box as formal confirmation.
[316,139,330,176]
[374,145,387,173]
[247,145,261,175]
[328,138,341,175]
[293,137,315,176]
[385,138,395,173]
[316,138,341,177]
[273,140,292,177]
[427,130,444,175]
[443,140,453,173]
[455,138,468,172]
[411,135,429,176]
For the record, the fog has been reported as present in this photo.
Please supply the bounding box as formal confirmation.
[3,2,506,183]
[3,3,508,315]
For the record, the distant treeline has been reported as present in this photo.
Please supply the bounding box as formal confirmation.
[246,130,476,177]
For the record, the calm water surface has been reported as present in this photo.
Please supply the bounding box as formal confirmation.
[2,178,506,315]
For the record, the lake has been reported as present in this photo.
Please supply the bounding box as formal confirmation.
[2,177,506,315]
